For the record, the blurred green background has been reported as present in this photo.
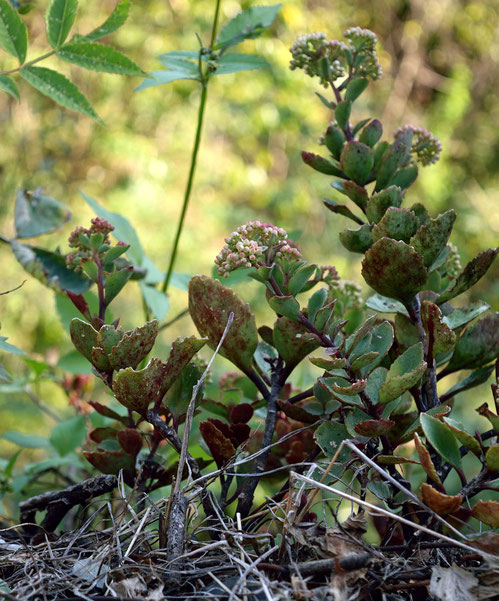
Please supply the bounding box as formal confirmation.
[1,0,498,478]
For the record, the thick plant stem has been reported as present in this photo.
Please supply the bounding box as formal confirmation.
[161,0,222,295]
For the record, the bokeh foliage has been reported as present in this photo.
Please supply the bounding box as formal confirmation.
[1,0,498,457]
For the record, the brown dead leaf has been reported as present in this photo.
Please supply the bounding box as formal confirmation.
[421,483,462,515]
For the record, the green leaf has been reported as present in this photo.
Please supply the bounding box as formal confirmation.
[314,421,350,461]
[366,186,403,224]
[216,4,281,49]
[340,142,373,186]
[114,358,168,415]
[345,77,368,102]
[485,446,499,471]
[0,335,25,355]
[443,418,482,457]
[375,134,412,192]
[134,69,198,91]
[85,0,130,42]
[323,200,364,225]
[334,100,351,131]
[1,430,49,449]
[437,248,499,304]
[442,301,490,330]
[107,320,158,370]
[444,312,499,373]
[189,276,258,374]
[20,66,103,123]
[379,343,427,403]
[139,281,170,321]
[308,288,328,323]
[331,180,368,210]
[10,240,91,294]
[158,51,200,70]
[104,266,133,304]
[361,238,427,302]
[441,365,495,403]
[46,0,78,48]
[57,349,93,374]
[420,413,462,470]
[214,53,269,75]
[273,317,320,370]
[57,42,143,76]
[81,191,144,264]
[371,208,419,244]
[268,295,301,320]
[288,263,317,296]
[420,301,456,355]
[366,293,409,316]
[409,210,456,268]
[14,189,70,238]
[0,0,27,63]
[70,318,99,363]
[339,223,373,254]
[0,74,19,100]
[50,415,86,456]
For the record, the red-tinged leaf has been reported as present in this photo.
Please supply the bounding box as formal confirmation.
[159,335,207,399]
[200,420,236,468]
[66,291,91,320]
[230,403,254,424]
[207,418,231,439]
[414,432,442,486]
[361,238,427,302]
[309,356,347,370]
[113,358,169,416]
[83,449,136,477]
[277,400,319,425]
[377,455,420,465]
[331,379,367,396]
[420,483,462,515]
[88,401,128,424]
[354,419,395,437]
[410,210,456,268]
[117,428,143,456]
[371,208,419,244]
[421,301,456,355]
[471,500,499,528]
[230,423,251,446]
[89,427,118,443]
[476,403,499,434]
[189,276,258,373]
[108,319,159,370]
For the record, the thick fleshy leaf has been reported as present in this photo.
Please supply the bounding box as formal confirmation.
[323,200,364,225]
[288,263,317,296]
[160,335,206,399]
[339,223,373,254]
[365,293,408,316]
[69,318,99,362]
[421,483,462,516]
[301,151,344,177]
[108,320,159,370]
[85,0,130,42]
[420,413,462,470]
[273,317,320,370]
[277,400,318,424]
[371,208,419,244]
[442,301,490,330]
[366,186,403,224]
[230,404,254,425]
[331,179,369,210]
[46,0,77,48]
[437,248,499,304]
[113,358,168,415]
[20,66,103,123]
[471,500,499,528]
[0,74,19,100]
[374,133,412,192]
[83,449,135,476]
[314,421,350,461]
[351,321,394,376]
[324,125,346,159]
[11,241,91,294]
[409,210,456,269]
[421,301,456,355]
[309,356,347,370]
[268,295,301,321]
[350,352,380,371]
[414,432,442,485]
[334,100,351,130]
[485,445,499,471]
[216,4,281,49]
[96,324,123,355]
[189,276,258,373]
[359,119,382,148]
[200,421,236,467]
[104,266,133,304]
[361,238,427,302]
[389,164,418,189]
[379,343,426,403]
[14,189,70,238]
[345,77,368,102]
[354,419,394,437]
[443,418,482,457]
[443,313,499,373]
[214,52,268,74]
[57,42,143,75]
[0,0,27,63]
[441,365,495,403]
[345,315,379,356]
[319,376,362,407]
[340,141,374,185]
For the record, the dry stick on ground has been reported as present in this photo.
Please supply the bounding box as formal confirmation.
[166,312,234,567]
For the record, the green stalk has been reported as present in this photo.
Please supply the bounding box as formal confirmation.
[161,0,222,295]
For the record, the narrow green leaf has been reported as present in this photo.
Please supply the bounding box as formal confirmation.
[134,69,199,91]
[139,281,170,321]
[345,77,368,102]
[58,42,143,76]
[85,0,130,41]
[158,54,200,73]
[105,266,133,304]
[20,66,103,123]
[0,335,25,355]
[0,0,27,63]
[365,293,409,316]
[335,100,351,131]
[1,430,49,449]
[50,415,86,456]
[288,263,317,296]
[0,74,19,100]
[214,53,269,75]
[442,301,490,330]
[420,413,462,470]
[216,4,281,49]
[46,0,78,49]
[440,365,495,403]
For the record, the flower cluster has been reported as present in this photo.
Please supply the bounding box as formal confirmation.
[344,27,382,80]
[289,32,347,87]
[68,217,114,248]
[215,221,301,277]
[321,265,363,311]
[395,126,442,166]
[442,243,462,279]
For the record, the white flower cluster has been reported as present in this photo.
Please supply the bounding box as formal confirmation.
[289,32,347,87]
[344,27,382,80]
[395,126,442,166]
[215,221,301,277]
